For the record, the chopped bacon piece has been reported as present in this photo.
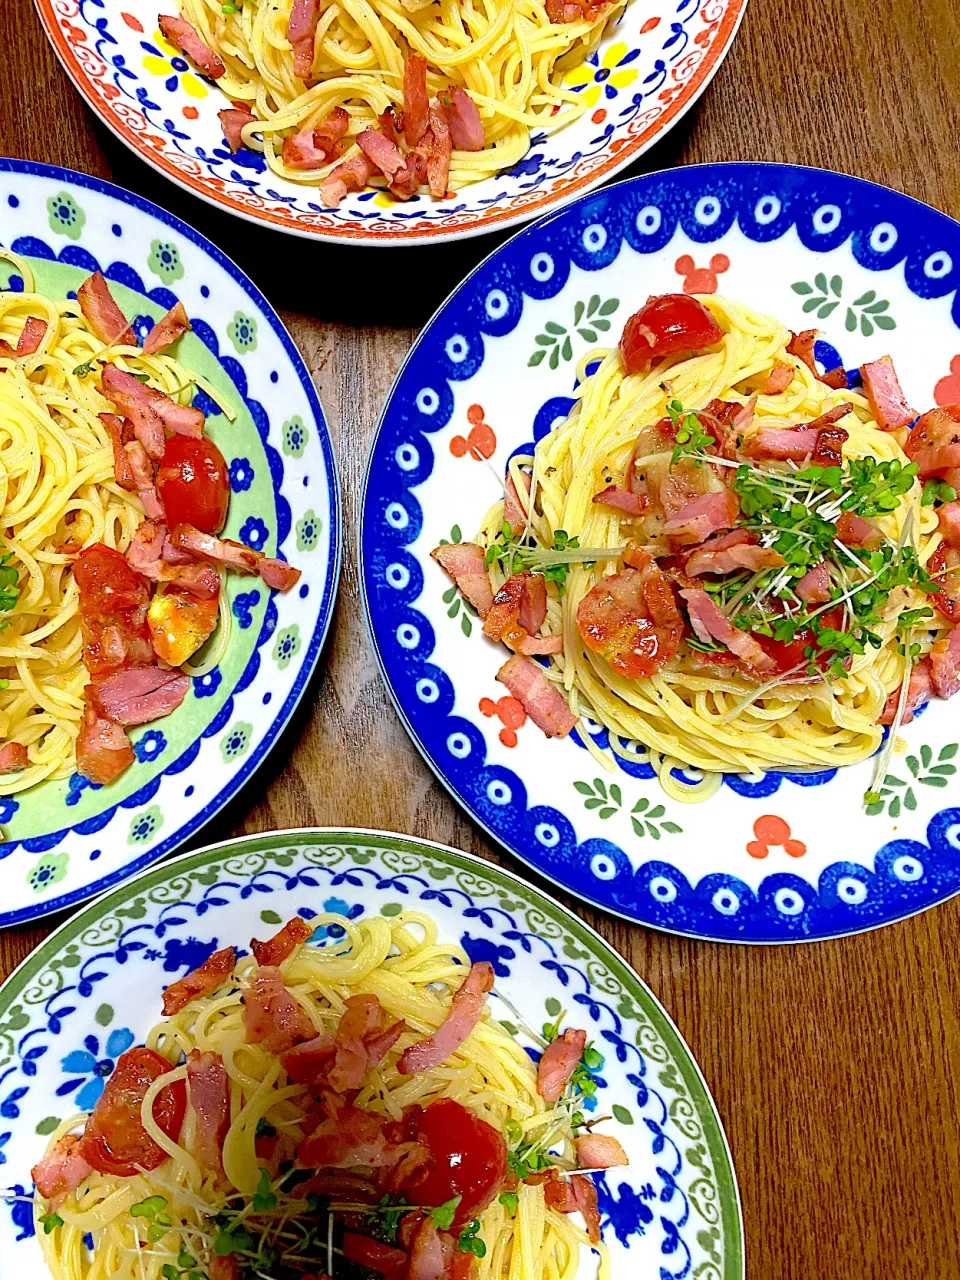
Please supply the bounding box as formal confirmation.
[537,1028,586,1102]
[445,87,484,151]
[930,627,960,700]
[101,365,162,458]
[186,1050,228,1172]
[592,485,648,515]
[159,562,221,599]
[287,0,320,78]
[763,360,794,394]
[795,561,831,604]
[546,0,616,23]
[159,15,225,78]
[810,423,848,467]
[861,355,916,430]
[575,1133,629,1169]
[620,294,723,374]
[744,426,819,461]
[125,518,168,577]
[282,107,350,170]
[404,54,429,146]
[78,271,136,346]
[358,129,405,178]
[684,529,785,577]
[880,656,932,724]
[663,489,740,545]
[681,588,777,673]
[432,542,494,617]
[821,366,848,390]
[786,329,819,377]
[835,511,883,550]
[483,571,550,652]
[244,966,315,1054]
[16,316,47,356]
[938,502,960,548]
[543,1169,601,1242]
[287,995,406,1093]
[320,153,377,208]
[208,1258,239,1280]
[504,470,531,536]
[389,149,427,201]
[904,405,960,477]
[407,1217,446,1280]
[0,741,27,773]
[76,703,135,784]
[219,106,256,154]
[101,412,136,490]
[89,665,190,726]
[397,961,494,1074]
[258,557,301,592]
[124,440,164,519]
[425,104,452,198]
[170,523,259,573]
[162,945,236,1016]
[299,1103,399,1169]
[496,653,577,737]
[251,915,313,966]
[31,1134,93,1206]
[577,554,683,678]
[143,301,191,355]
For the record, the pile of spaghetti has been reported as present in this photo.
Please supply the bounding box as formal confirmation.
[157,0,625,203]
[434,291,960,803]
[31,910,626,1280]
[0,256,300,797]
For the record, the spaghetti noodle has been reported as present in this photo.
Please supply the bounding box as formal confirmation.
[168,0,626,196]
[33,910,621,1280]
[436,294,956,803]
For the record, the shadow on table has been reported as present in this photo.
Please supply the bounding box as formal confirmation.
[94,117,695,329]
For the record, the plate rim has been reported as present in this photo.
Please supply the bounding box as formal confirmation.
[359,159,960,946]
[0,823,745,1280]
[31,0,749,245]
[0,157,343,927]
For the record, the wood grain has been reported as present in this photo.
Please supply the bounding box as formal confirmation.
[3,0,960,1273]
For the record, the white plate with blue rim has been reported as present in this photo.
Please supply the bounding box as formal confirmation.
[0,827,743,1279]
[361,161,960,943]
[0,159,340,927]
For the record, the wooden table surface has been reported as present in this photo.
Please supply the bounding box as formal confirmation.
[4,0,960,1275]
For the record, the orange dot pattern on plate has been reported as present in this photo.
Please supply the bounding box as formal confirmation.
[450,405,497,460]
[479,695,527,748]
[183,106,199,119]
[934,355,960,406]
[746,814,807,859]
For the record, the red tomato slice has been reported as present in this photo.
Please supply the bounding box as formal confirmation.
[78,1047,185,1177]
[412,1098,507,1228]
[156,436,230,535]
[620,294,724,374]
[928,544,960,622]
[754,608,845,674]
[74,544,150,619]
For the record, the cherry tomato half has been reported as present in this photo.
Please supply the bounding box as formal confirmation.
[620,294,724,374]
[74,544,150,620]
[412,1098,507,1229]
[79,1047,186,1177]
[156,435,230,535]
[753,608,844,675]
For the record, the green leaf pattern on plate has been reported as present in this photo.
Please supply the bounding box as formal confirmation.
[791,274,896,336]
[529,295,619,369]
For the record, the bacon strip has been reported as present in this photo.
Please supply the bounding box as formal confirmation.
[287,0,320,79]
[432,542,494,616]
[930,626,960,700]
[504,470,531,536]
[537,1028,586,1102]
[496,653,577,737]
[681,588,777,673]
[31,1134,93,1206]
[124,440,164,519]
[684,529,785,577]
[861,355,916,430]
[158,15,226,78]
[298,1103,399,1169]
[795,561,831,604]
[425,104,452,198]
[169,524,301,592]
[543,1169,601,1243]
[575,1133,629,1169]
[76,703,134,784]
[285,994,406,1092]
[835,511,883,550]
[16,316,47,356]
[357,129,405,178]
[244,966,315,1054]
[0,741,27,773]
[880,657,932,725]
[763,360,793,394]
[78,272,136,346]
[143,301,191,355]
[663,489,740,545]
[403,54,429,146]
[89,666,190,726]
[397,961,494,1074]
[251,915,313,966]
[186,1050,228,1172]
[162,946,237,1016]
[320,153,377,208]
[219,106,256,153]
[592,485,648,515]
[445,87,484,151]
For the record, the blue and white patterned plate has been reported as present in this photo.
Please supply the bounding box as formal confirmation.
[0,828,743,1279]
[0,160,340,927]
[361,162,960,943]
[32,0,746,244]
